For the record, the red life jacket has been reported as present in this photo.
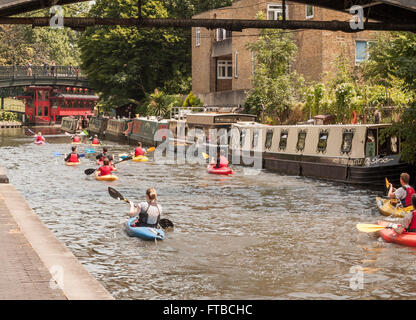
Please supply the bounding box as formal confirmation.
[135,147,144,156]
[92,138,100,145]
[73,136,80,142]
[69,153,79,163]
[36,135,44,142]
[98,165,112,176]
[408,211,416,232]
[403,186,415,207]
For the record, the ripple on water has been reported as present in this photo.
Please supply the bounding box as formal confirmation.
[0,133,411,299]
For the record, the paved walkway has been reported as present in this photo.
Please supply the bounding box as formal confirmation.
[0,197,65,299]
[0,182,114,300]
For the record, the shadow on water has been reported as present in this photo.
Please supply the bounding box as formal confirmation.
[0,127,413,300]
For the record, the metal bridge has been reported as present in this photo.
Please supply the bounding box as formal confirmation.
[0,65,90,89]
[0,0,415,31]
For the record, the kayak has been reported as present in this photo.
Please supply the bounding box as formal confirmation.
[34,140,45,145]
[207,164,234,175]
[132,155,148,162]
[376,196,413,218]
[378,220,416,247]
[125,217,165,241]
[65,161,81,166]
[119,153,130,161]
[94,171,118,181]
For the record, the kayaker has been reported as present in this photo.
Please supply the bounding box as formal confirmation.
[64,146,80,163]
[387,194,416,234]
[35,132,45,143]
[96,147,114,163]
[72,134,80,143]
[388,173,415,207]
[97,158,115,176]
[211,148,229,169]
[128,188,162,228]
[133,142,146,157]
[91,135,100,145]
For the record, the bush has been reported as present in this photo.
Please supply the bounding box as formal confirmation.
[0,111,17,121]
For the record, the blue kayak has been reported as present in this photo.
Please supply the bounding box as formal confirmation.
[125,217,165,241]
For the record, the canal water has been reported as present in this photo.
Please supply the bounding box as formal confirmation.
[1,127,416,300]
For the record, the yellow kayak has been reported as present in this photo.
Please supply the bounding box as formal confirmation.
[376,196,413,218]
[132,155,148,162]
[94,171,118,181]
[65,161,81,166]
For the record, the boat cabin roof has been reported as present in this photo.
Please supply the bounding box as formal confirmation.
[186,113,257,125]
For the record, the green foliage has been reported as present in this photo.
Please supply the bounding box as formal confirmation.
[182,91,202,107]
[145,88,182,118]
[304,83,325,117]
[244,11,304,122]
[0,111,17,122]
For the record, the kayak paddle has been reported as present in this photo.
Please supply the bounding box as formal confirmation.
[84,156,132,175]
[356,223,395,233]
[107,187,174,229]
[146,147,155,153]
[202,152,209,160]
[54,152,85,157]
[85,148,96,153]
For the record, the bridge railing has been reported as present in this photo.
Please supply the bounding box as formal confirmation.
[0,65,86,79]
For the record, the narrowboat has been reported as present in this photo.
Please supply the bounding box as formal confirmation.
[60,117,79,134]
[87,116,109,138]
[127,117,169,146]
[229,122,414,186]
[103,118,132,142]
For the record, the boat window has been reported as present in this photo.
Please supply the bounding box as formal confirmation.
[341,130,354,154]
[365,129,376,157]
[296,130,307,152]
[379,134,399,156]
[317,131,328,152]
[390,136,399,154]
[279,130,288,150]
[265,129,273,149]
[252,130,259,149]
[240,129,247,147]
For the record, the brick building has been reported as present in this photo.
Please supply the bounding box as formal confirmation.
[192,0,378,107]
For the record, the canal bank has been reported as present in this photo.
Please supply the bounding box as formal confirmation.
[0,166,113,300]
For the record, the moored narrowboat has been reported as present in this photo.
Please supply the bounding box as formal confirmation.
[229,122,414,186]
[127,117,169,146]
[61,117,79,134]
[104,118,132,142]
[87,116,109,138]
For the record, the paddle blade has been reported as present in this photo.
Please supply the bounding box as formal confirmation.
[146,147,155,153]
[53,152,63,156]
[160,218,174,229]
[85,148,96,153]
[385,177,390,189]
[79,154,85,158]
[108,187,127,202]
[82,130,89,136]
[84,168,96,175]
[202,152,209,159]
[356,223,387,233]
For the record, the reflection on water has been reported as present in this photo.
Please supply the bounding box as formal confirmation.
[0,127,415,300]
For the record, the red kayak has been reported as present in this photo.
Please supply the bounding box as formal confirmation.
[378,220,416,247]
[207,164,233,175]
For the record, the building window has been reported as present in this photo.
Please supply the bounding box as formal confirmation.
[355,41,371,64]
[216,28,232,41]
[279,130,288,150]
[234,52,238,78]
[267,3,289,20]
[317,130,328,153]
[217,60,232,79]
[306,5,314,19]
[296,130,307,152]
[195,27,200,47]
[265,130,273,149]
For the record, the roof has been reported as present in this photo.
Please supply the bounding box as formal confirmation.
[0,0,88,17]
[52,94,98,100]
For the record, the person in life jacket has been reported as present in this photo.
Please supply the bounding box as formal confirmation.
[388,172,415,207]
[72,134,80,143]
[128,188,162,228]
[35,132,45,142]
[64,146,80,163]
[91,134,100,145]
[96,147,114,164]
[387,194,416,234]
[210,147,229,169]
[133,142,146,157]
[97,158,116,176]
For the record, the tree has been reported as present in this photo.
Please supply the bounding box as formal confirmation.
[244,12,304,122]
